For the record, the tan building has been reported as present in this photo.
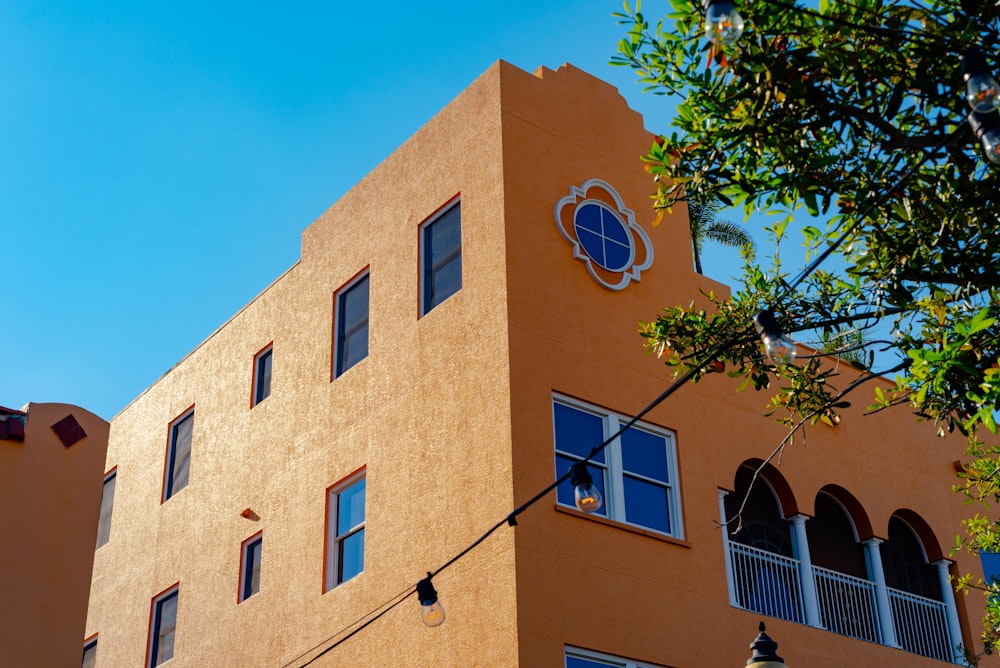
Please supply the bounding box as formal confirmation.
[85,61,988,667]
[0,402,109,668]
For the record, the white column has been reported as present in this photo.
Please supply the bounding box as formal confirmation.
[863,538,900,648]
[718,489,739,607]
[935,559,966,664]
[789,514,822,628]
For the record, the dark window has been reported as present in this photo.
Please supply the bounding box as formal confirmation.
[240,535,262,602]
[51,414,87,447]
[96,471,116,549]
[164,412,193,502]
[149,588,178,667]
[573,201,632,271]
[82,637,97,668]
[254,347,273,405]
[421,203,462,315]
[335,274,370,377]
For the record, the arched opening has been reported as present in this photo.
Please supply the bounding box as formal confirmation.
[882,515,942,601]
[808,492,867,578]
[725,465,793,557]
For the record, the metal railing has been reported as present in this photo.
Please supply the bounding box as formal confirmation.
[889,588,952,662]
[727,542,954,662]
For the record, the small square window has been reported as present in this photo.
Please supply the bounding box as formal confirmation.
[148,587,179,667]
[334,273,370,377]
[325,472,366,591]
[253,346,273,406]
[163,410,194,502]
[420,201,461,315]
[239,533,262,602]
[51,414,87,448]
[553,395,682,538]
[96,469,116,549]
[82,636,97,668]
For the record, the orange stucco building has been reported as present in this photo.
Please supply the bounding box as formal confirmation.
[0,402,109,667]
[84,61,989,667]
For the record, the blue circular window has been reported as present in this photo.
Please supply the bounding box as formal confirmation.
[573,201,633,272]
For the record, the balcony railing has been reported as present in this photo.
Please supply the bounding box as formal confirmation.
[727,542,953,663]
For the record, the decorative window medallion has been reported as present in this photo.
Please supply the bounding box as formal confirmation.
[554,179,653,290]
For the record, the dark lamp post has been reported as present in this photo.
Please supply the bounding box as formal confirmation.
[746,622,788,668]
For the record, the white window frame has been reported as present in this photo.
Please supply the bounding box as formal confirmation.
[565,646,668,668]
[147,586,179,667]
[419,199,462,316]
[553,394,683,539]
[325,470,366,591]
[252,345,273,406]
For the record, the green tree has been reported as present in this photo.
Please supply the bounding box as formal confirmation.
[613,0,1000,656]
[687,193,755,274]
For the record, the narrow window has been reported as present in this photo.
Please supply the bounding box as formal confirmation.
[148,587,179,667]
[565,646,667,668]
[335,273,370,377]
[96,469,116,549]
[420,201,461,315]
[163,410,194,502]
[325,472,366,591]
[239,533,263,602]
[82,636,97,668]
[253,346,273,406]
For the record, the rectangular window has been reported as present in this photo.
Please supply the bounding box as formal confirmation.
[148,586,179,667]
[565,647,667,668]
[325,471,366,591]
[420,201,461,315]
[163,410,194,502]
[553,395,682,538]
[96,469,116,549]
[253,345,273,406]
[82,636,97,668]
[334,272,370,377]
[239,533,263,602]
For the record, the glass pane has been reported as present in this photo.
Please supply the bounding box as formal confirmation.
[566,654,624,668]
[338,528,365,583]
[256,350,272,402]
[553,402,606,462]
[427,206,461,259]
[337,478,366,536]
[342,275,370,327]
[96,474,115,548]
[154,592,178,665]
[244,538,262,599]
[555,455,606,517]
[82,642,97,668]
[620,426,669,482]
[169,414,193,496]
[342,323,369,372]
[429,255,462,308]
[623,475,670,533]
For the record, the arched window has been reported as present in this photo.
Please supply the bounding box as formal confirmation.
[725,465,793,556]
[807,492,867,579]
[881,516,942,601]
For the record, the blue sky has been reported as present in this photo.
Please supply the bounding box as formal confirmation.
[1,1,751,420]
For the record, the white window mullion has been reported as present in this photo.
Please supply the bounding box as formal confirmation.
[605,416,626,523]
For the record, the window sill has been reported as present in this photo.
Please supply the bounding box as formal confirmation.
[555,505,690,548]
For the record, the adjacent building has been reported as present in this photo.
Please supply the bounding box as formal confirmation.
[84,61,988,667]
[0,402,109,667]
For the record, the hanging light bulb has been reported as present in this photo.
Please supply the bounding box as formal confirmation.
[416,576,445,627]
[961,48,1000,114]
[569,462,603,513]
[969,111,1000,165]
[753,310,797,366]
[702,0,745,46]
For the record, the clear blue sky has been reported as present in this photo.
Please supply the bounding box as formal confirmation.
[1,0,748,420]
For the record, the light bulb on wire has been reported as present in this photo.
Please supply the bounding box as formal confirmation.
[416,576,445,627]
[702,0,745,46]
[962,48,1000,114]
[569,462,603,513]
[970,111,1000,165]
[753,310,797,366]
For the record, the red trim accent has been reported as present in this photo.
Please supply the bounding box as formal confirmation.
[250,342,274,409]
[161,405,195,504]
[322,464,366,593]
[417,194,461,319]
[331,266,371,382]
[145,583,179,668]
[104,465,118,481]
[83,632,98,646]
[238,530,264,604]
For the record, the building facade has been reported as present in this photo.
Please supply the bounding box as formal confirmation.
[0,402,109,667]
[85,61,988,667]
